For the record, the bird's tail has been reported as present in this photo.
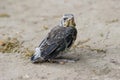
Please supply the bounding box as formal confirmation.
[31,47,44,63]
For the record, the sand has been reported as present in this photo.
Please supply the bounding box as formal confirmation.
[0,0,120,80]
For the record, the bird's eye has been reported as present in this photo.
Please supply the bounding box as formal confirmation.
[63,18,68,21]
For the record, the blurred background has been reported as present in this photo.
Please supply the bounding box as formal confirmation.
[0,0,120,80]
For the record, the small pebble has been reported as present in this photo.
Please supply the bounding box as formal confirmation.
[23,74,30,79]
[59,61,65,65]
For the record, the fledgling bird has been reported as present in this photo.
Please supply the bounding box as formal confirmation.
[31,14,77,63]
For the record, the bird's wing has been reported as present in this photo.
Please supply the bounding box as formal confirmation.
[39,27,66,59]
[39,40,61,58]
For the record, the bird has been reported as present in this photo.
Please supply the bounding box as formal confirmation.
[31,14,77,63]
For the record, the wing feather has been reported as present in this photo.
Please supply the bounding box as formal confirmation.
[38,26,77,60]
[38,26,66,59]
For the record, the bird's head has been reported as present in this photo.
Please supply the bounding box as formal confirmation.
[59,14,76,27]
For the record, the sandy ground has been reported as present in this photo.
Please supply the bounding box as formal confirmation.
[0,0,120,80]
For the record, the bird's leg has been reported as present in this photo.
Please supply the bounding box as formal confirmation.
[48,57,79,64]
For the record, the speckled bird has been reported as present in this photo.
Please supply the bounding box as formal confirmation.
[31,14,77,63]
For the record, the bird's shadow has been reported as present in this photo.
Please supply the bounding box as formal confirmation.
[32,56,80,64]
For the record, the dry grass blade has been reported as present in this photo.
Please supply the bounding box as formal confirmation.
[0,13,10,18]
[23,48,34,57]
[0,37,22,53]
